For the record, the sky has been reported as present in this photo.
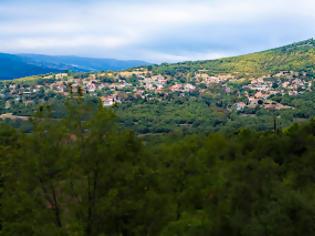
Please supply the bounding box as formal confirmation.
[0,0,315,63]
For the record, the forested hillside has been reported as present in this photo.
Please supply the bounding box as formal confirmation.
[1,99,315,235]
[153,39,315,76]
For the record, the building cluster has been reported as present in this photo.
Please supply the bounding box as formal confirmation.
[235,71,313,111]
[0,69,313,112]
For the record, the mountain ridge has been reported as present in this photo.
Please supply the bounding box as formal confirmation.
[2,38,315,80]
[0,53,150,80]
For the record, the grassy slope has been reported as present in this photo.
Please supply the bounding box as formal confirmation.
[9,39,315,82]
[153,39,315,75]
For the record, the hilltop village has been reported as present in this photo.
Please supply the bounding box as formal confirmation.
[0,68,314,118]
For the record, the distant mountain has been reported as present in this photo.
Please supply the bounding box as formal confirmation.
[0,53,150,80]
[0,53,62,80]
[153,38,315,75]
[2,39,315,80]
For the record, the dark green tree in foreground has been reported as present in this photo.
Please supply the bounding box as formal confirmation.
[1,99,315,235]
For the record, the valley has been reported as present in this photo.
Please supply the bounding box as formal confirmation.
[3,1,315,235]
[1,39,315,133]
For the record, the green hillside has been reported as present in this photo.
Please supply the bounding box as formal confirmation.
[153,38,315,76]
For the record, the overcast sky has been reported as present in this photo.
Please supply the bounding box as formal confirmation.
[0,0,315,63]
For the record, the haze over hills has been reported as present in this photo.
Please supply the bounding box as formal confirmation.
[1,39,315,81]
[0,53,62,81]
[0,53,150,80]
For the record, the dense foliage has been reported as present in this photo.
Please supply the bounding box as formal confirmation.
[115,89,315,134]
[1,99,315,235]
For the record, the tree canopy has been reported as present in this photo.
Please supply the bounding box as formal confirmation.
[1,99,315,235]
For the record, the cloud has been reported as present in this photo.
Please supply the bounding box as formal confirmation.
[0,0,315,62]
